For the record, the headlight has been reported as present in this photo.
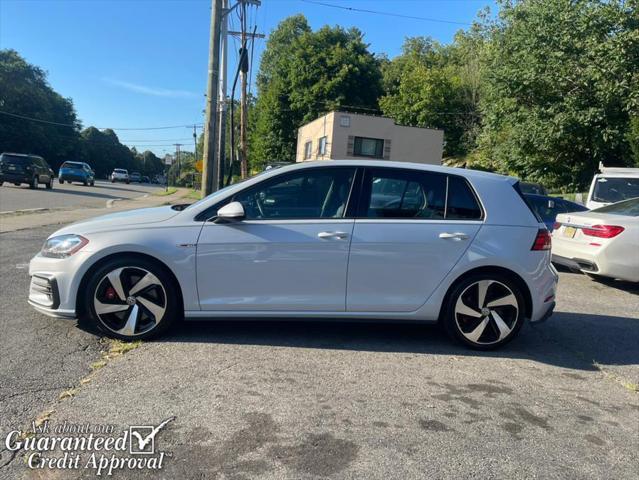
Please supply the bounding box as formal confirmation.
[41,235,89,258]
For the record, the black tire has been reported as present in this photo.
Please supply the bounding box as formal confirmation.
[83,256,180,340]
[126,180,130,184]
[90,180,95,186]
[29,176,38,189]
[443,272,526,350]
[111,179,115,183]
[83,178,88,186]
[59,179,64,184]
[46,179,53,190]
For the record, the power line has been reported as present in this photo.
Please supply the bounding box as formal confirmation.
[300,0,472,26]
[0,110,203,131]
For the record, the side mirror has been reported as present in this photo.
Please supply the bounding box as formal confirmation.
[215,201,245,222]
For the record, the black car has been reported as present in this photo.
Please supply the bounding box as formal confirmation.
[0,152,54,189]
[524,193,588,231]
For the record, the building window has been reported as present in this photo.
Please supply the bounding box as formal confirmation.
[304,141,312,160]
[340,115,350,127]
[353,137,384,159]
[318,136,327,156]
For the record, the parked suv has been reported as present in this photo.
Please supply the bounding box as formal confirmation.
[59,161,95,186]
[0,152,54,189]
[110,168,129,184]
[28,161,558,349]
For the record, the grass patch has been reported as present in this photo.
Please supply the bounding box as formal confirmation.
[153,187,177,196]
[593,362,639,393]
[187,189,202,200]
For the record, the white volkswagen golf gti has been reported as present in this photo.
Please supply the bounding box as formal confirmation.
[28,161,558,349]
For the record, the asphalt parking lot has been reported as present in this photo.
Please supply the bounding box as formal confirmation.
[0,222,637,479]
[0,180,164,213]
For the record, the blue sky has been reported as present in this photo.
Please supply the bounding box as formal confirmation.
[0,0,494,156]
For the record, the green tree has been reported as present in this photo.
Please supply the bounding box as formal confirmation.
[80,127,136,178]
[477,0,639,190]
[251,15,383,168]
[0,49,82,170]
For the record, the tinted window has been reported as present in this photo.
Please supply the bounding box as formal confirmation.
[446,176,482,220]
[362,169,446,219]
[591,197,639,216]
[62,162,83,169]
[2,155,29,166]
[234,168,355,220]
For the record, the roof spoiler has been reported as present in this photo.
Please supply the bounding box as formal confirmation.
[598,161,639,174]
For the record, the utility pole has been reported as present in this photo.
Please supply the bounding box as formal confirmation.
[239,0,249,179]
[174,143,183,185]
[193,125,199,190]
[217,0,229,190]
[202,0,223,197]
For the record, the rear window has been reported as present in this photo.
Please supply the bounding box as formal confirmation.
[62,162,83,169]
[114,169,127,173]
[1,154,29,166]
[591,197,639,216]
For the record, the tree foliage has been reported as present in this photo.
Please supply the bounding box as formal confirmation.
[477,0,639,190]
[251,15,383,168]
[0,49,82,170]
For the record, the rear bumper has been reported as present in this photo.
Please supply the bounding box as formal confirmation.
[60,174,90,182]
[1,173,30,183]
[551,254,598,272]
[530,300,555,324]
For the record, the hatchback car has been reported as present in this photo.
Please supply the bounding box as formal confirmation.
[0,152,54,189]
[28,161,557,349]
[110,168,129,184]
[59,161,95,186]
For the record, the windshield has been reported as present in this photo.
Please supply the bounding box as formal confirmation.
[184,171,272,211]
[114,169,127,173]
[591,197,639,216]
[592,177,639,203]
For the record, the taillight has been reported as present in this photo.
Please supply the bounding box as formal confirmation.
[582,225,624,238]
[531,229,552,250]
[553,222,561,230]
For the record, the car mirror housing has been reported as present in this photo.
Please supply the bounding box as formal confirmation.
[215,201,245,222]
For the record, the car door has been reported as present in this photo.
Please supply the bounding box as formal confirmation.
[346,167,484,312]
[196,166,357,311]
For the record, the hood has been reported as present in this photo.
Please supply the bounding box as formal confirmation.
[51,205,181,237]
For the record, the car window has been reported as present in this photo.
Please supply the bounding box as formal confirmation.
[362,169,446,219]
[592,177,639,203]
[446,176,482,220]
[233,167,355,220]
[62,162,83,169]
[591,197,639,216]
[1,155,29,166]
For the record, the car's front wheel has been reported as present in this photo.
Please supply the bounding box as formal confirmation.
[46,179,53,189]
[29,176,38,189]
[444,273,525,350]
[83,257,180,340]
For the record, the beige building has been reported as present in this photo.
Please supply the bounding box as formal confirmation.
[296,111,443,164]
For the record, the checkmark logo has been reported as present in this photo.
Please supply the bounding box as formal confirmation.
[129,416,175,455]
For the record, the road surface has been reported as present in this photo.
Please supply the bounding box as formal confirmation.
[0,180,165,213]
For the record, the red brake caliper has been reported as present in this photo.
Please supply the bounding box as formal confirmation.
[105,286,117,300]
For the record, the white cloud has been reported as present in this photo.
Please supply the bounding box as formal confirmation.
[103,78,197,98]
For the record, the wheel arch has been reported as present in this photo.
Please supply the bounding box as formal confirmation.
[437,266,533,322]
[75,251,184,317]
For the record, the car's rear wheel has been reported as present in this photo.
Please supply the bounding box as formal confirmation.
[83,257,180,340]
[59,179,64,184]
[444,273,525,350]
[83,178,88,186]
[29,176,38,189]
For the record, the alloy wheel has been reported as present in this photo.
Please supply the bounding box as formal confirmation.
[454,279,519,346]
[93,266,167,337]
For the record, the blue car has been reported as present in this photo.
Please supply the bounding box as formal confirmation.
[524,194,588,231]
[58,161,95,186]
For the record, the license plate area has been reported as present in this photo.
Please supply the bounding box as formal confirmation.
[563,226,577,238]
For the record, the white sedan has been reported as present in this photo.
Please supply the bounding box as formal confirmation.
[552,197,639,282]
[28,160,557,349]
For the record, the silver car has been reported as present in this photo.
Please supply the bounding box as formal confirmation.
[28,160,558,349]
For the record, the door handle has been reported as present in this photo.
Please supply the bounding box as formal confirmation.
[439,232,469,240]
[318,231,349,240]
